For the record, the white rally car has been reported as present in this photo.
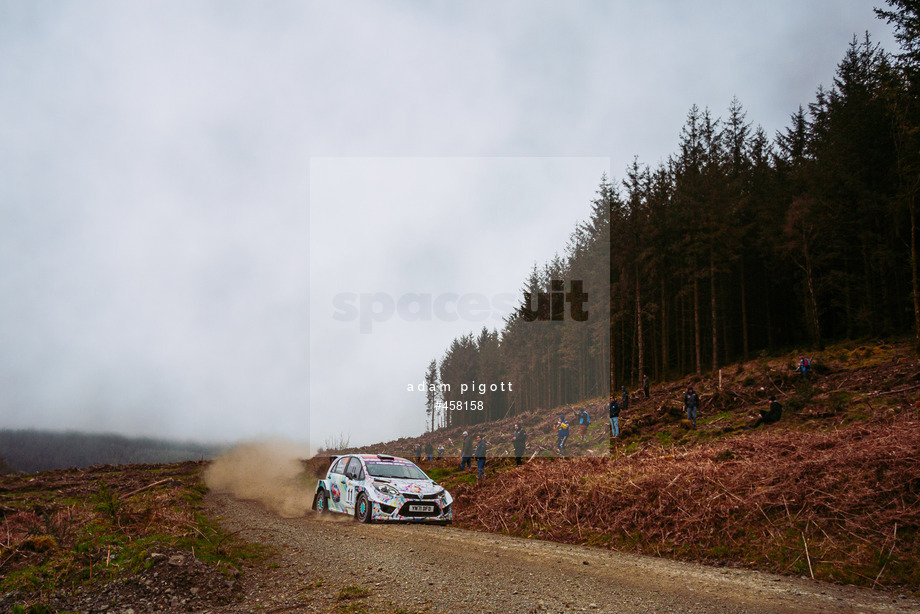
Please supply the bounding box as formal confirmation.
[312,454,452,524]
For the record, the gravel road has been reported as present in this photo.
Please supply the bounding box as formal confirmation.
[204,493,919,614]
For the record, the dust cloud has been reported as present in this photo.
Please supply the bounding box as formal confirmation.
[203,441,315,518]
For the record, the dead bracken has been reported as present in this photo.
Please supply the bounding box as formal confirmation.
[0,461,256,613]
[449,411,920,589]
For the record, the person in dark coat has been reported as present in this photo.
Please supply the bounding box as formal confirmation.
[750,395,783,428]
[424,442,434,462]
[684,386,700,427]
[512,424,527,466]
[609,394,621,438]
[474,435,488,482]
[621,386,630,413]
[415,443,422,463]
[460,431,473,470]
[642,374,650,399]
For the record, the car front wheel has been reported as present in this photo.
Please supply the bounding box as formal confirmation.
[355,493,372,523]
[313,489,328,514]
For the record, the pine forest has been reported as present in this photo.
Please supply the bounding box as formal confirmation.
[427,5,920,431]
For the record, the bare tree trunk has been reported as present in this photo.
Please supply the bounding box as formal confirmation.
[844,258,853,338]
[694,275,702,375]
[710,248,718,372]
[766,302,773,349]
[740,257,749,362]
[721,288,730,367]
[636,272,644,384]
[679,284,686,374]
[610,290,616,395]
[912,196,920,355]
[802,230,823,350]
[863,239,874,336]
[610,238,617,395]
[630,304,637,385]
[621,316,627,387]
[661,277,668,379]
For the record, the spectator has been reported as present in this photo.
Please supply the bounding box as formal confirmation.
[609,394,621,438]
[684,386,700,427]
[460,431,473,470]
[475,435,488,482]
[796,355,811,380]
[556,414,570,456]
[425,442,434,462]
[415,443,422,463]
[749,395,783,429]
[437,444,445,459]
[512,423,527,466]
[642,374,650,399]
[621,386,630,413]
[577,408,591,440]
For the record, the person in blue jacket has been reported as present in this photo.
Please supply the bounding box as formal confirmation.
[796,355,811,380]
[577,408,591,441]
[556,414,570,456]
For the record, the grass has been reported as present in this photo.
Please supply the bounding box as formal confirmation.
[10,605,62,614]
[424,464,479,490]
[337,585,370,600]
[424,467,454,482]
[0,462,266,611]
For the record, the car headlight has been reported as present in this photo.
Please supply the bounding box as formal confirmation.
[374,483,399,497]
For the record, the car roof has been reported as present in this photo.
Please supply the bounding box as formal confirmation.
[357,453,410,463]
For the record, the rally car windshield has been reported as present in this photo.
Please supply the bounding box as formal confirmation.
[366,462,428,480]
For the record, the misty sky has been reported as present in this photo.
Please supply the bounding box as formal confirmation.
[0,1,895,448]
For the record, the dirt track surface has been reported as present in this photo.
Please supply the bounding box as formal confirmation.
[205,493,919,614]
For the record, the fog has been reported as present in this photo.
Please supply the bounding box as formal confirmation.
[0,1,895,449]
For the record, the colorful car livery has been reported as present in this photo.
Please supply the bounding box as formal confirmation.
[312,454,453,524]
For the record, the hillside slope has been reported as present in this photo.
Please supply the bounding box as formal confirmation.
[343,340,919,458]
[336,339,920,590]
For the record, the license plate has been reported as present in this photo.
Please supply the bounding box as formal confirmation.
[408,504,433,513]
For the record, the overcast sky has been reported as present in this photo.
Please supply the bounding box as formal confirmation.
[0,1,896,448]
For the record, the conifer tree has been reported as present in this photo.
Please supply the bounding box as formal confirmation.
[425,359,439,432]
[877,0,920,353]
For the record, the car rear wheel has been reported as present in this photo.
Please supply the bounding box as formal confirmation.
[355,493,372,523]
[313,489,328,514]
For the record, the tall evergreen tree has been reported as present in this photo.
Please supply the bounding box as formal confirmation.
[877,1,920,353]
[425,359,440,432]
